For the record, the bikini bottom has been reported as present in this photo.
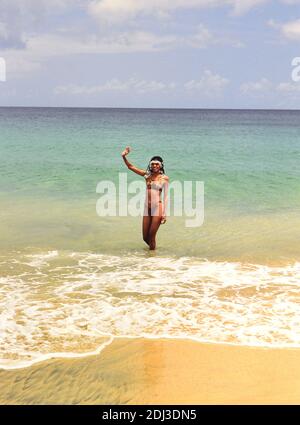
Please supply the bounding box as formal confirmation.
[143,201,162,217]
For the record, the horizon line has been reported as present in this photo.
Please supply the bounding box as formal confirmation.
[0,106,299,112]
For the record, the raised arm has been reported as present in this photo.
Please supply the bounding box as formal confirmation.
[121,146,146,177]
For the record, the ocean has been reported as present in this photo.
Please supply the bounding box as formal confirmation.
[1,107,300,368]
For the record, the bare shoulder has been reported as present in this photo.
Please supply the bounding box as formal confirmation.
[162,175,169,183]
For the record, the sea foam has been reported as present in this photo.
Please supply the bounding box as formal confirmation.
[1,250,300,369]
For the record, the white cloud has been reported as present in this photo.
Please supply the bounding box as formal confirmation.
[269,18,300,41]
[87,0,269,25]
[240,78,300,96]
[0,0,82,48]
[54,78,177,94]
[184,70,229,95]
[277,82,300,92]
[0,0,243,79]
[1,24,222,77]
[25,31,179,55]
[0,31,177,79]
[231,0,269,15]
[280,19,300,40]
[1,23,233,80]
[179,24,214,48]
[240,78,273,94]
[54,71,229,96]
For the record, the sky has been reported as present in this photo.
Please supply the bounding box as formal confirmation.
[0,0,300,108]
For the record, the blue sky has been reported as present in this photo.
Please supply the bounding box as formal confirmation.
[0,0,300,108]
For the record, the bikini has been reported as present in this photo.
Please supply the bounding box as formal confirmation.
[144,176,163,216]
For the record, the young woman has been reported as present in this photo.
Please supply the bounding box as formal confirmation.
[121,146,169,250]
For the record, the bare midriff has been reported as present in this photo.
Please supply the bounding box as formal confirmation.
[145,177,163,211]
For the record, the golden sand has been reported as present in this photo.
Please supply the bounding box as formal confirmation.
[1,338,300,404]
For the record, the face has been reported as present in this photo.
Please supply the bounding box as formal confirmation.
[150,161,161,172]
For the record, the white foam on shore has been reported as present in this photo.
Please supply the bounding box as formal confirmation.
[1,250,300,369]
[0,336,114,370]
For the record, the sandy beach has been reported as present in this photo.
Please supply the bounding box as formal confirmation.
[2,108,300,405]
[1,338,300,405]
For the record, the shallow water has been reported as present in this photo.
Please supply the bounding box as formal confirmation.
[1,107,300,367]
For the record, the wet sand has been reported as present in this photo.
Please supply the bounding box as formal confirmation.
[1,338,300,404]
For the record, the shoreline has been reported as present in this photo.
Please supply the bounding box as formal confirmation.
[2,335,300,372]
[1,338,300,404]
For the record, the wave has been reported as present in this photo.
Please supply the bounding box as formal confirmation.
[1,250,300,369]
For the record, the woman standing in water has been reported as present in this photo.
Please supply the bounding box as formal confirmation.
[121,146,169,250]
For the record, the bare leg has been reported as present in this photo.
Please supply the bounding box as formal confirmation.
[148,215,162,250]
[142,214,152,245]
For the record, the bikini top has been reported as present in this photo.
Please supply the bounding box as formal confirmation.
[145,176,164,192]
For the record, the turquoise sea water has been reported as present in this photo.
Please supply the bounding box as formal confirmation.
[1,107,300,368]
